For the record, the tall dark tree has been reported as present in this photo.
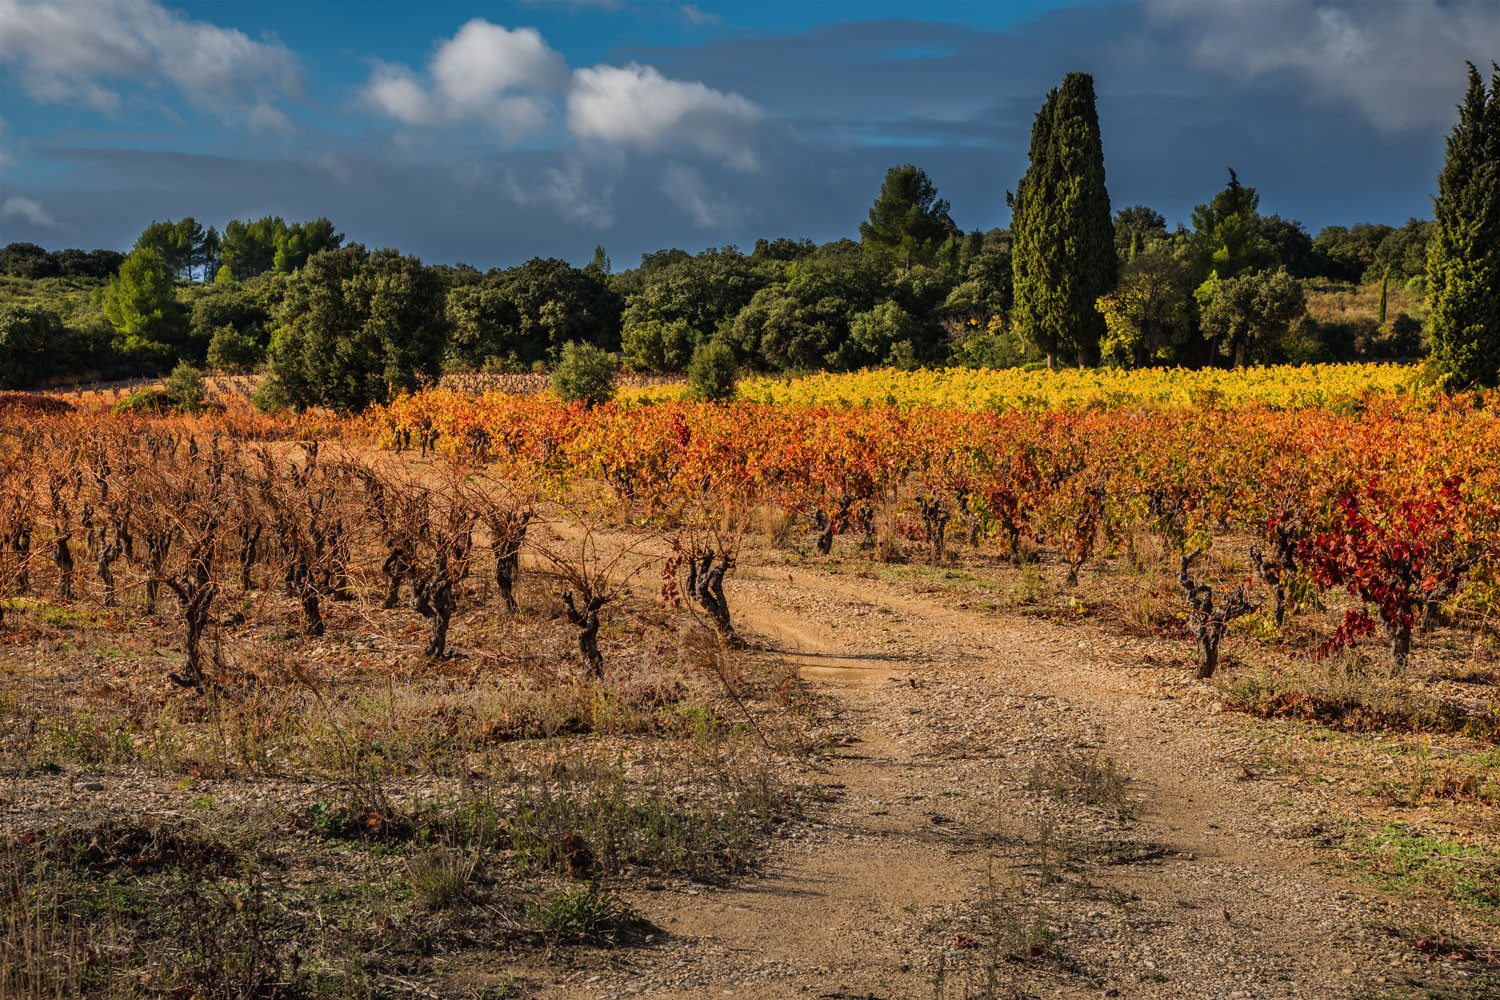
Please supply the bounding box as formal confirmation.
[1011,72,1115,369]
[859,164,959,272]
[1428,62,1500,388]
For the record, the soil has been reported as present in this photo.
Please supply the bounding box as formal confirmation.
[513,561,1498,1000]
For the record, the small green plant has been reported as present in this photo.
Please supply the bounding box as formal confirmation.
[112,386,172,414]
[552,341,618,408]
[163,360,207,413]
[687,339,738,401]
[531,884,629,943]
[308,801,360,840]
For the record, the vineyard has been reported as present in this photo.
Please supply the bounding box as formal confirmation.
[380,380,1500,693]
[625,361,1435,411]
[2,367,1499,998]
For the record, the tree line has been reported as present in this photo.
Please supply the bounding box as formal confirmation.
[2,64,1495,403]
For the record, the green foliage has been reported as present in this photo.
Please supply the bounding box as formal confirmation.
[0,242,122,280]
[1094,250,1196,367]
[858,164,959,271]
[101,248,185,354]
[1113,204,1167,263]
[731,253,882,371]
[1379,264,1390,325]
[206,325,263,372]
[618,247,766,372]
[1313,218,1433,284]
[447,257,620,370]
[1188,169,1271,283]
[947,320,1029,369]
[219,216,342,280]
[586,244,611,277]
[940,229,1014,327]
[1011,72,1115,367]
[687,339,738,401]
[531,886,630,944]
[251,375,292,412]
[751,236,816,261]
[551,341,618,408]
[622,316,695,372]
[1199,268,1307,367]
[1257,214,1319,278]
[831,300,925,370]
[163,361,207,412]
[0,304,64,389]
[135,218,213,280]
[189,280,271,342]
[112,387,173,414]
[1427,63,1500,388]
[268,246,449,412]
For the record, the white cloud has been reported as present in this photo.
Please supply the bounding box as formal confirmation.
[567,63,761,169]
[362,20,566,139]
[365,62,441,125]
[505,159,615,228]
[680,4,722,27]
[3,197,60,227]
[0,0,300,126]
[432,21,568,110]
[1147,0,1500,132]
[661,164,748,229]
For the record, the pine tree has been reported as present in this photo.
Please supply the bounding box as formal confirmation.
[1428,63,1500,388]
[859,164,958,272]
[1011,73,1115,369]
[1189,169,1267,283]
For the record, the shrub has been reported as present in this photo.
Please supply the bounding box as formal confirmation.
[687,339,737,401]
[552,341,618,408]
[113,387,173,414]
[0,304,64,389]
[1311,317,1360,361]
[206,324,263,373]
[0,393,73,414]
[1369,313,1424,359]
[251,375,292,412]
[164,361,207,413]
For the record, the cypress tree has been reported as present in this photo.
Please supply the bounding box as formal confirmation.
[1012,72,1115,369]
[1378,264,1390,326]
[1428,62,1500,388]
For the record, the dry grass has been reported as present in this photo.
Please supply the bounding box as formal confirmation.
[1304,279,1426,327]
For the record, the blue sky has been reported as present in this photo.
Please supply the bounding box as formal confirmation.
[1,0,1496,270]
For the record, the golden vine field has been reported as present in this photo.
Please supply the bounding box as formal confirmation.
[625,362,1430,411]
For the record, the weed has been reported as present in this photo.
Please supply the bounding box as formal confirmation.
[531,884,631,944]
[1029,750,1132,819]
[501,753,786,881]
[406,846,479,910]
[1321,820,1500,912]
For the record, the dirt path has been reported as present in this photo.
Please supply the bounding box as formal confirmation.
[535,562,1481,1000]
